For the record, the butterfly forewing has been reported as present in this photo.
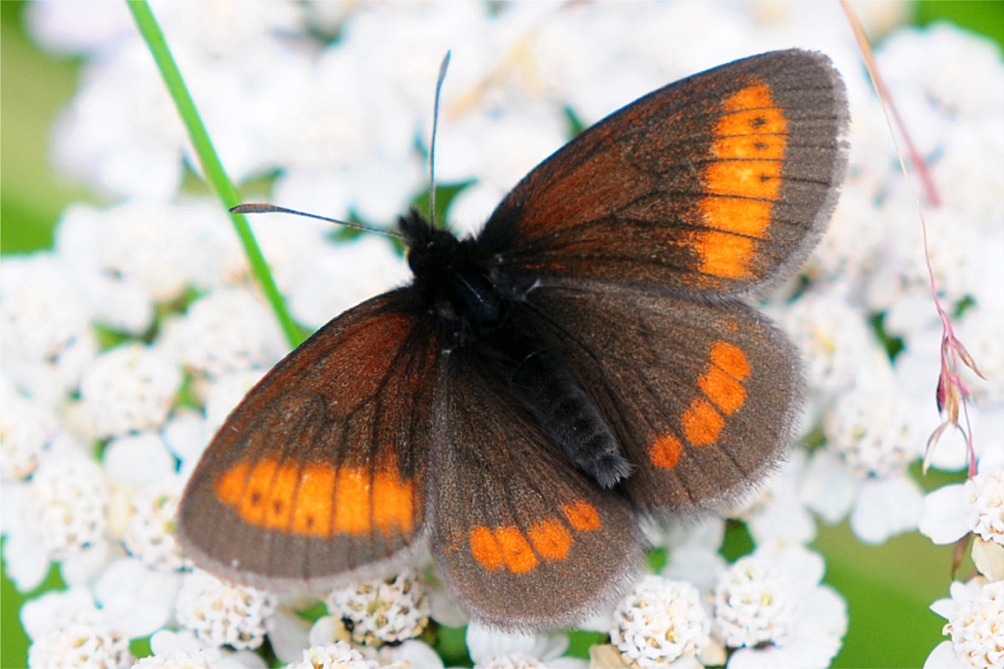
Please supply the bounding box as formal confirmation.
[479,49,848,297]
[177,289,439,591]
[429,350,641,628]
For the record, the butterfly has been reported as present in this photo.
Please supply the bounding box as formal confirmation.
[177,49,848,629]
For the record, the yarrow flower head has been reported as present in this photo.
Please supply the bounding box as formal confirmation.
[28,611,132,669]
[921,449,1004,548]
[713,556,795,649]
[0,253,98,402]
[326,571,430,647]
[285,641,378,669]
[162,286,286,380]
[30,437,110,561]
[121,483,189,572]
[22,588,132,669]
[78,342,182,439]
[465,623,579,669]
[609,576,711,668]
[132,629,265,669]
[175,570,276,651]
[803,368,926,545]
[920,447,1004,580]
[0,383,57,480]
[965,462,1004,547]
[712,545,847,669]
[927,578,1004,669]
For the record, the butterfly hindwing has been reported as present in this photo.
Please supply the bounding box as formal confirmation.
[522,285,800,511]
[177,289,438,591]
[429,349,641,628]
[478,49,848,297]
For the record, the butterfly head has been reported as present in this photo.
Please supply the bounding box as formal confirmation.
[399,209,460,276]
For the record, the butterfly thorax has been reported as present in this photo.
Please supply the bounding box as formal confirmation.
[401,210,510,349]
[399,210,631,488]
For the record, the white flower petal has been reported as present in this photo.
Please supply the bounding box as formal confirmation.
[802,449,858,523]
[919,483,969,544]
[851,476,923,544]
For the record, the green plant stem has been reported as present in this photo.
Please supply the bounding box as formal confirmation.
[125,0,303,348]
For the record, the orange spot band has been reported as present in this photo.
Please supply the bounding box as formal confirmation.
[695,231,755,280]
[699,366,746,415]
[528,519,573,561]
[214,457,415,539]
[562,501,602,532]
[711,341,751,379]
[468,500,602,573]
[682,397,725,447]
[650,434,683,469]
[696,83,789,279]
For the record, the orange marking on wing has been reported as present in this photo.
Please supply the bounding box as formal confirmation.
[696,83,789,276]
[704,158,783,202]
[333,456,416,537]
[682,398,725,447]
[699,365,746,416]
[711,341,751,380]
[722,83,774,111]
[717,85,787,136]
[292,463,335,536]
[695,230,755,279]
[332,467,370,535]
[562,501,602,532]
[650,433,683,469]
[261,461,299,530]
[494,527,539,574]
[216,457,415,538]
[699,196,771,238]
[712,133,786,160]
[470,526,504,571]
[372,467,415,536]
[216,461,249,505]
[239,460,278,523]
[528,519,574,561]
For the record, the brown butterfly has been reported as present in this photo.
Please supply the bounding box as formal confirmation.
[177,49,848,629]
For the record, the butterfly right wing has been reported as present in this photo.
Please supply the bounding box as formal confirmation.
[177,288,439,592]
[477,50,848,298]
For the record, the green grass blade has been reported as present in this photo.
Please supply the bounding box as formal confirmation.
[125,0,304,348]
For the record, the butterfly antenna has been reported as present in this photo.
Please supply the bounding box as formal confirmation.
[428,50,451,228]
[230,203,404,240]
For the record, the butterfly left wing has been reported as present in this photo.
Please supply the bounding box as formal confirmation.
[177,289,439,591]
[520,285,800,512]
[428,349,641,629]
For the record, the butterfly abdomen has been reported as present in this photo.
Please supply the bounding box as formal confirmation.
[485,325,632,489]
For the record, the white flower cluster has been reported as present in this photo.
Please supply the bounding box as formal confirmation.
[3,1,1002,668]
[326,571,431,647]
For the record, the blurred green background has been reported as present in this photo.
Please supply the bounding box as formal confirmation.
[2,1,1002,667]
